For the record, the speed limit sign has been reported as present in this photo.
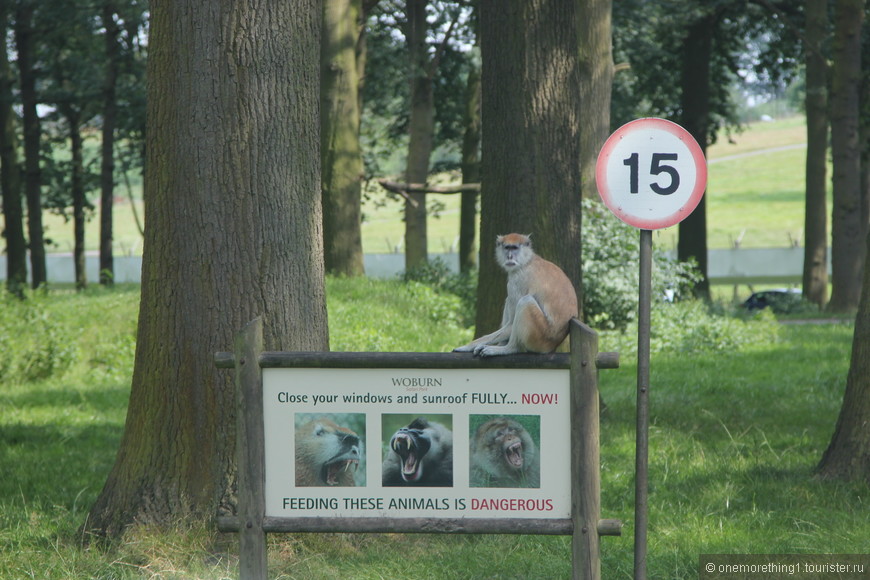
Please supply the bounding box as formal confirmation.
[595,118,707,230]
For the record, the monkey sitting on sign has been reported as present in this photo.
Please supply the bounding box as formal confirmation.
[454,233,577,356]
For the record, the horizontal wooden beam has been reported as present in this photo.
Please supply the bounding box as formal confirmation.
[218,515,574,535]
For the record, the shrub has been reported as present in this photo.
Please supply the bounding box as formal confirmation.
[602,299,781,357]
[582,199,703,330]
[0,295,78,382]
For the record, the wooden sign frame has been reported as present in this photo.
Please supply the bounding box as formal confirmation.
[215,318,620,580]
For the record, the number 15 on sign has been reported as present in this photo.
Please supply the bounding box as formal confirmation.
[595,118,707,230]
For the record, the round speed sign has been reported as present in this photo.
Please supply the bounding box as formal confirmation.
[595,118,707,230]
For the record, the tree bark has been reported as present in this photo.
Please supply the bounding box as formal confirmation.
[803,0,829,308]
[817,229,870,481]
[100,0,120,286]
[403,0,434,270]
[677,11,715,300]
[828,0,865,312]
[578,0,613,201]
[459,62,481,274]
[84,0,327,538]
[14,2,47,289]
[322,0,365,276]
[476,0,583,334]
[0,0,26,297]
[64,107,87,291]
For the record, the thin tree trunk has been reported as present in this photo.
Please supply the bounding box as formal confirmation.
[322,0,365,276]
[803,0,829,308]
[403,0,434,271]
[578,0,613,201]
[0,1,26,297]
[66,108,87,291]
[677,11,715,300]
[828,0,865,312]
[84,0,327,538]
[477,0,583,334]
[459,63,480,274]
[15,2,46,289]
[100,1,120,285]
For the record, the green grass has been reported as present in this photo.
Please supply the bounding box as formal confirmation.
[0,283,864,579]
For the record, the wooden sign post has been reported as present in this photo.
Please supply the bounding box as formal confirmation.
[216,317,620,579]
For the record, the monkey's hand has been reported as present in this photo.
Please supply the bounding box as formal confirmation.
[476,344,517,357]
[452,343,477,353]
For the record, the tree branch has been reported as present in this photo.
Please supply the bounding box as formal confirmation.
[377,178,481,207]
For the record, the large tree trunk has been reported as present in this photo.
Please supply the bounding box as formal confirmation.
[803,0,830,308]
[84,0,327,538]
[14,2,47,289]
[321,0,365,276]
[459,63,481,274]
[403,0,434,271]
[0,0,26,297]
[817,229,870,481]
[828,0,865,312]
[476,0,583,334]
[100,1,120,286]
[677,12,714,300]
[578,0,613,200]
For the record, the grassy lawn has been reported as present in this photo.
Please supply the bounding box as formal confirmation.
[0,284,864,579]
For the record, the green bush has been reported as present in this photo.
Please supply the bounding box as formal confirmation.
[0,295,77,382]
[19,309,78,381]
[602,299,781,357]
[582,199,703,330]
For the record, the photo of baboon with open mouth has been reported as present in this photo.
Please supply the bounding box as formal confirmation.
[469,415,540,488]
[382,415,453,487]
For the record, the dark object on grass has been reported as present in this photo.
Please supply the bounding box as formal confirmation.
[744,288,803,312]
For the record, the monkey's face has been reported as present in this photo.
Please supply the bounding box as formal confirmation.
[498,427,525,470]
[389,418,434,483]
[495,233,533,270]
[296,420,361,486]
[320,427,361,485]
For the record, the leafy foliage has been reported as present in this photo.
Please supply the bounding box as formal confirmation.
[0,294,76,382]
[582,199,703,330]
[601,300,781,358]
[611,0,803,140]
[360,1,475,177]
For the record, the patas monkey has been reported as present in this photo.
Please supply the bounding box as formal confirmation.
[454,233,577,357]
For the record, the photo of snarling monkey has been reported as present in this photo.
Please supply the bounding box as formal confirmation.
[469,415,540,488]
[454,233,577,356]
[294,414,365,487]
[382,415,453,487]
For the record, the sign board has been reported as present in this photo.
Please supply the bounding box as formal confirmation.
[262,367,571,520]
[595,118,707,230]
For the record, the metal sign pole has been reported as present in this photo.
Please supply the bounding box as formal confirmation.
[634,229,652,580]
[596,117,706,580]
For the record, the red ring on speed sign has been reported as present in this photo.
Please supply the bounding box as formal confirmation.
[595,118,707,230]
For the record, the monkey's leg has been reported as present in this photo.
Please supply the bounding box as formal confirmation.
[453,325,512,353]
[478,295,552,356]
